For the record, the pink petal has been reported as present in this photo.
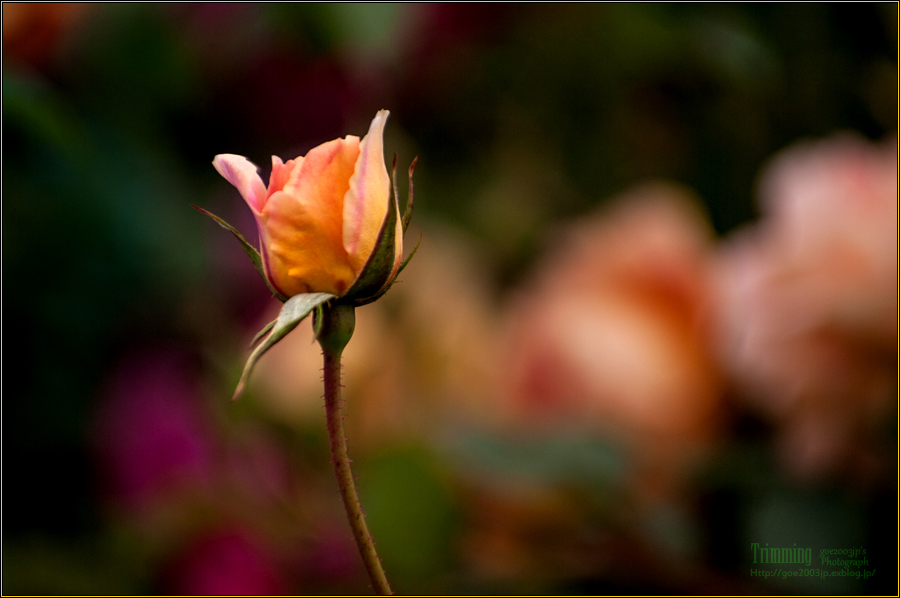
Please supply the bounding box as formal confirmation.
[213,154,268,213]
[343,110,391,274]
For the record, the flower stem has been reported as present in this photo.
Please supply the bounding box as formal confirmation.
[320,313,393,595]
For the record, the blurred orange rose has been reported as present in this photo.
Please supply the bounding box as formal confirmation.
[714,133,897,482]
[500,183,724,490]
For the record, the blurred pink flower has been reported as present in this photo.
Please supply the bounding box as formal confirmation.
[165,526,288,595]
[300,528,361,584]
[500,183,724,484]
[93,350,216,510]
[715,133,897,482]
[94,350,315,593]
[220,426,295,507]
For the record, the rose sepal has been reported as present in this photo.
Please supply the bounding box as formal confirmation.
[232,291,335,400]
[352,233,421,307]
[342,154,418,306]
[191,204,289,302]
[401,156,418,233]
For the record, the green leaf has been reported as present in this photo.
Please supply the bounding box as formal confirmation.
[191,205,289,302]
[232,292,335,401]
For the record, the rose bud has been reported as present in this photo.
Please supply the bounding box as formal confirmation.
[211,110,409,303]
[199,110,417,400]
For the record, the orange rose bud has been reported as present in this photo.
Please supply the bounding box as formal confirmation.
[212,110,403,301]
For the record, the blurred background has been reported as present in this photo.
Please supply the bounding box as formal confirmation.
[3,3,896,594]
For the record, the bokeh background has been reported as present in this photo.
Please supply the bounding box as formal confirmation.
[4,3,897,595]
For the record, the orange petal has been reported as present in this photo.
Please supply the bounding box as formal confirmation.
[343,110,391,275]
[260,137,360,297]
[269,155,302,195]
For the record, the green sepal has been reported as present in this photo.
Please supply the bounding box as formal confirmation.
[396,232,422,277]
[192,205,289,302]
[232,292,335,401]
[353,233,421,307]
[342,160,400,303]
[401,156,418,233]
[249,318,276,348]
[191,204,262,276]
[391,154,401,232]
[348,156,419,307]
